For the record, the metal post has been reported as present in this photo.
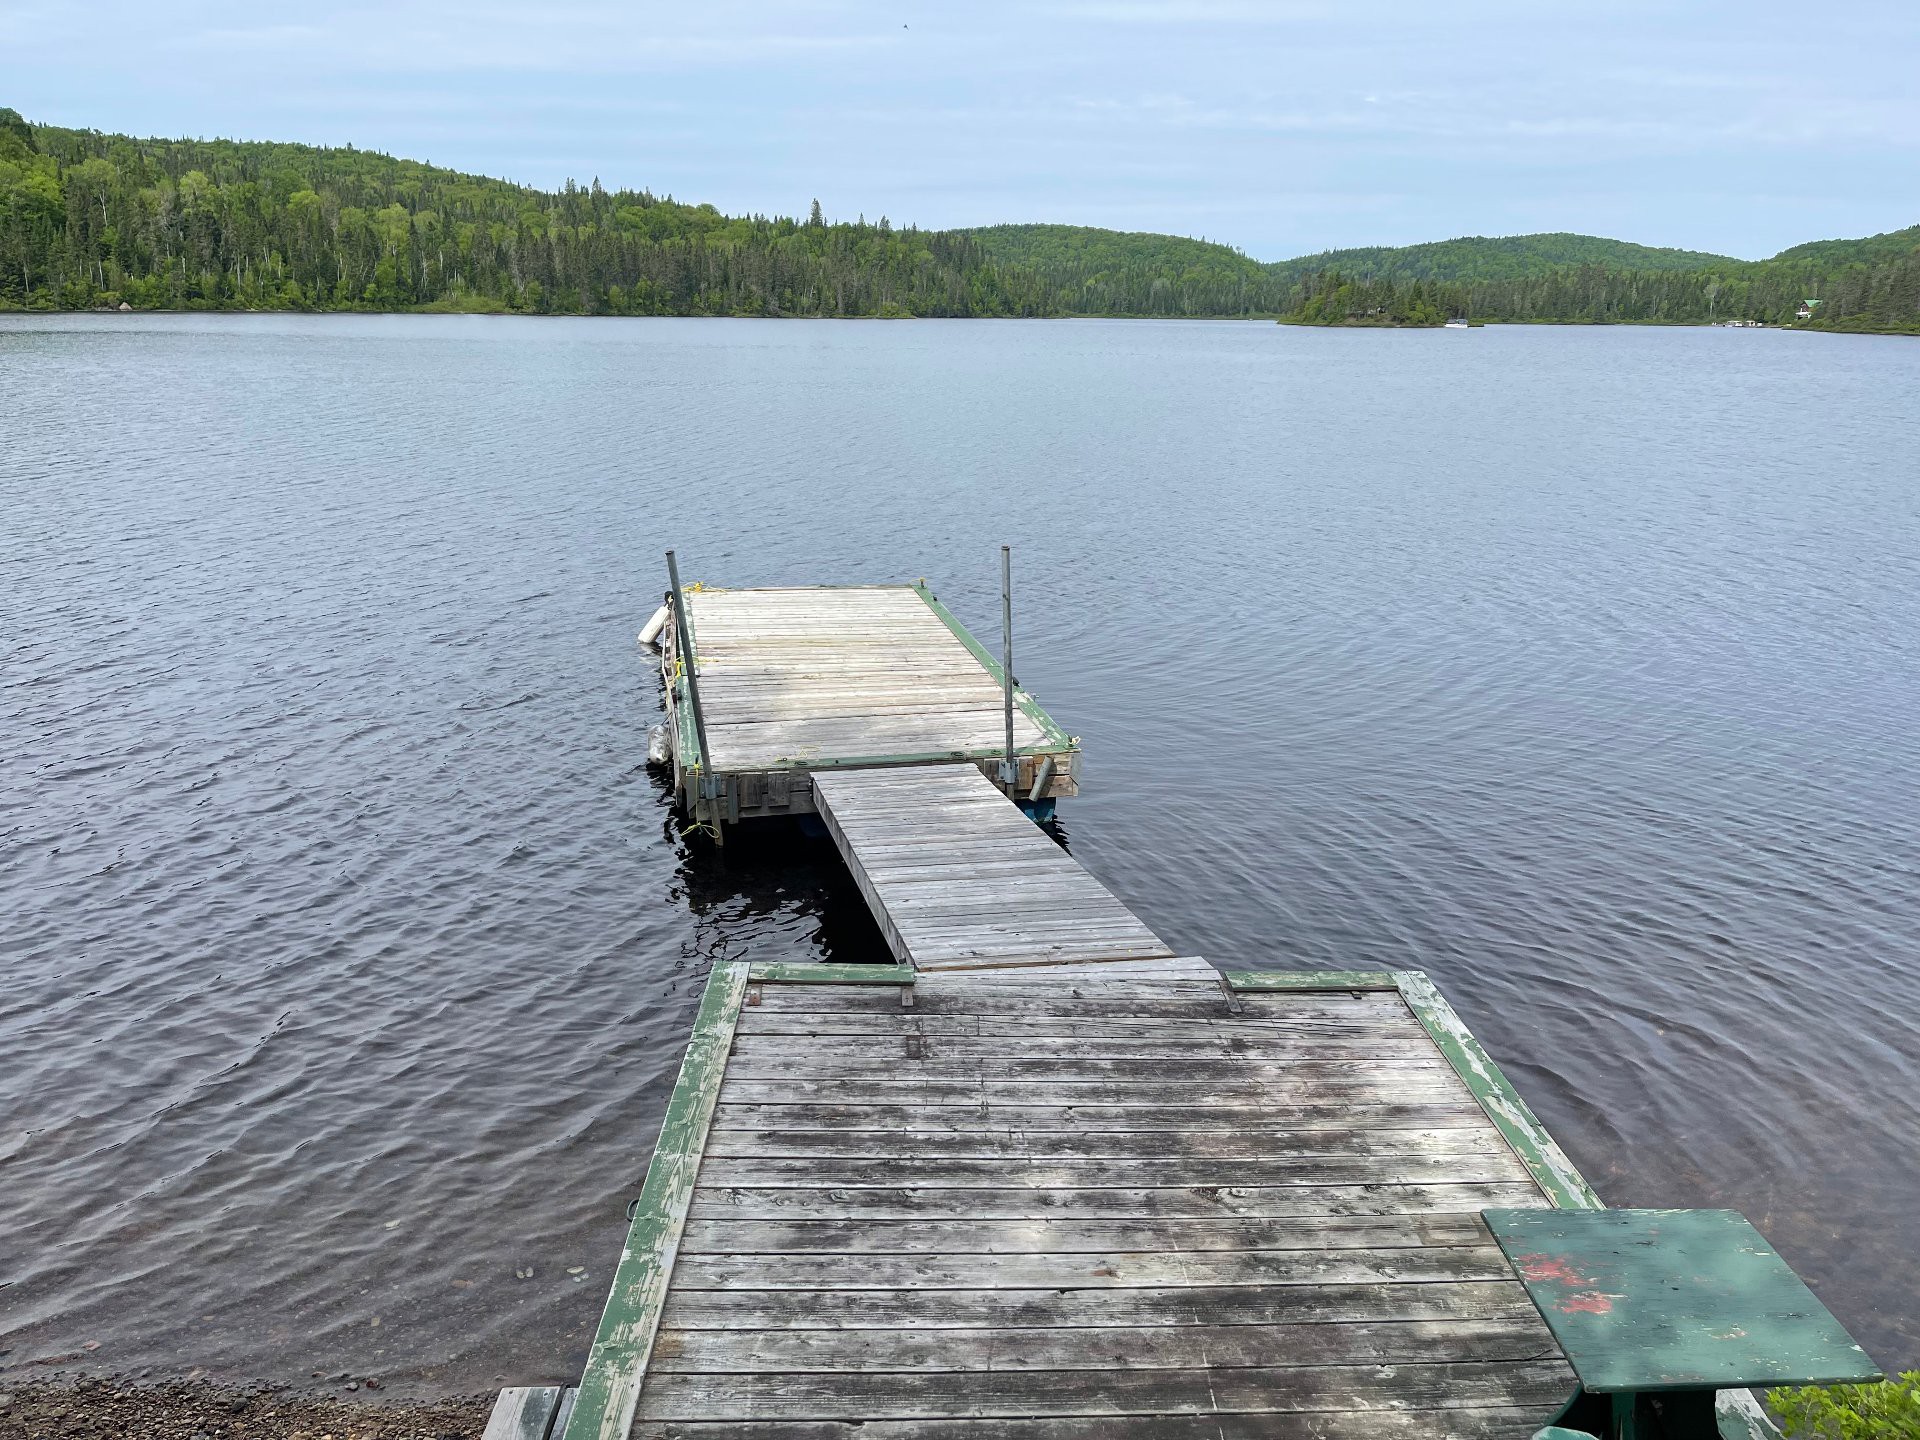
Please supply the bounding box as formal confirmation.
[1000,545,1016,793]
[665,549,714,810]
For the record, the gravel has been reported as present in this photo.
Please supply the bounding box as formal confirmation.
[0,1378,492,1439]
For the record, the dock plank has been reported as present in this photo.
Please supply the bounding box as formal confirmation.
[568,968,1574,1439]
[631,1359,1574,1421]
[646,1316,1554,1373]
[678,586,1066,773]
[812,764,1173,971]
[626,1409,1562,1439]
[684,1180,1550,1221]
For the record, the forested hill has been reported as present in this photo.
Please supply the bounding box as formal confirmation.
[2,107,1916,331]
[1268,232,1735,283]
[965,224,1273,313]
[0,110,1056,317]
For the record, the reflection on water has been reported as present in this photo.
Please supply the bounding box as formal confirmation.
[2,312,1915,1388]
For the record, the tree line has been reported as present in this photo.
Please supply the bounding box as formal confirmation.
[3,109,1915,332]
[1278,257,1918,331]
[0,110,1056,318]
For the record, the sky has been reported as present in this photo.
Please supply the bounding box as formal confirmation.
[4,0,1918,261]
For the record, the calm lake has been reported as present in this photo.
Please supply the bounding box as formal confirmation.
[3,313,1916,1393]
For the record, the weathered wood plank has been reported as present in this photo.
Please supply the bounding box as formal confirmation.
[706,1100,1495,1133]
[647,1315,1554,1373]
[744,989,1398,1018]
[559,963,749,1440]
[686,1180,1550,1221]
[813,764,1172,972]
[726,1032,1440,1061]
[656,1278,1543,1331]
[744,963,916,985]
[631,1358,1575,1420]
[717,1055,1455,1081]
[483,1387,564,1440]
[714,1075,1479,1106]
[676,1213,1492,1255]
[670,1244,1519,1291]
[693,1150,1535,1188]
[698,1127,1509,1161]
[1226,970,1402,991]
[626,1409,1566,1439]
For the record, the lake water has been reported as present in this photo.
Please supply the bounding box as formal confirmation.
[3,313,1916,1393]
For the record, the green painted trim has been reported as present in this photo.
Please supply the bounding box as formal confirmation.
[747,963,917,985]
[1391,970,1604,1212]
[560,961,748,1440]
[1225,969,1401,991]
[912,581,1077,753]
[768,746,1075,771]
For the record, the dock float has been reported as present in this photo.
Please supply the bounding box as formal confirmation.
[492,565,1875,1440]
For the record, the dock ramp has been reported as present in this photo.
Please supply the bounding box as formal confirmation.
[814,764,1173,971]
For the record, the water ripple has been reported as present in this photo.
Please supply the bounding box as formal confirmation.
[2,313,1916,1385]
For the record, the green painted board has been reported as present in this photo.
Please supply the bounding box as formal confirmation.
[560,962,748,1440]
[746,963,916,985]
[1224,969,1400,991]
[1394,970,1603,1211]
[1482,1208,1881,1394]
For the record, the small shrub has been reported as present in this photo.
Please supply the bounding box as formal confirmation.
[1770,1374,1920,1439]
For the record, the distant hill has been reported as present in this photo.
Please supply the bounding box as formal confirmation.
[1766,224,1920,270]
[1267,232,1738,283]
[1,106,1913,330]
[967,224,1265,279]
[965,224,1273,314]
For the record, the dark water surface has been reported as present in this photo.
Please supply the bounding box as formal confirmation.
[3,313,1916,1392]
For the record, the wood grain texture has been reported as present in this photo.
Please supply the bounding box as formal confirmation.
[559,963,748,1440]
[813,764,1173,971]
[625,1409,1567,1439]
[484,1387,564,1440]
[676,586,1074,774]
[595,973,1574,1436]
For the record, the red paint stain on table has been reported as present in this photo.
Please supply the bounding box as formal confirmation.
[1560,1291,1623,1315]
[1514,1253,1586,1285]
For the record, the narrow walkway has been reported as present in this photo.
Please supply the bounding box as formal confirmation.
[813,764,1174,971]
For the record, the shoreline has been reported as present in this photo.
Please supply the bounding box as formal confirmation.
[2,305,1912,335]
[0,1376,492,1440]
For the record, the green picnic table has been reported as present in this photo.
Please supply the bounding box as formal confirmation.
[1481,1208,1881,1440]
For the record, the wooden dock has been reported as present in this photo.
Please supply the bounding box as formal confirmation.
[486,571,1838,1440]
[655,582,1079,832]
[554,963,1595,1440]
[814,764,1173,970]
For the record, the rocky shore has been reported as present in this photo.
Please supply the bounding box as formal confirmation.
[0,1378,491,1440]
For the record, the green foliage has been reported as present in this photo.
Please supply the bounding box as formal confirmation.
[1285,270,1449,326]
[967,223,1278,315]
[1270,231,1735,284]
[1,108,1914,333]
[1768,225,1920,269]
[0,112,1057,317]
[1279,246,1920,333]
[1770,1374,1920,1439]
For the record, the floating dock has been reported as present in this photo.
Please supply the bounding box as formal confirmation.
[654,580,1078,834]
[486,569,1866,1440]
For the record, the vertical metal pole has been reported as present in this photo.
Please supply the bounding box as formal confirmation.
[1000,545,1016,793]
[665,549,714,810]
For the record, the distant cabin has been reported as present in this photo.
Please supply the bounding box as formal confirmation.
[1796,300,1819,320]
